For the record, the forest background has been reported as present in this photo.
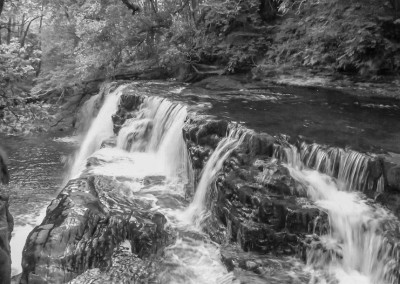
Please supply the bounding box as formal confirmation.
[0,0,400,133]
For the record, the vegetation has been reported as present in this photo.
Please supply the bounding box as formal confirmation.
[0,0,399,133]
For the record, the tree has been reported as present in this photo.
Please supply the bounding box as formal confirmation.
[0,0,4,17]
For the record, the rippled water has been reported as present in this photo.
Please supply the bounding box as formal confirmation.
[131,81,400,153]
[0,133,76,275]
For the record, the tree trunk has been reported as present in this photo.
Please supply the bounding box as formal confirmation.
[20,14,26,39]
[259,0,278,21]
[120,0,141,15]
[0,0,4,18]
[21,17,40,47]
[6,18,11,44]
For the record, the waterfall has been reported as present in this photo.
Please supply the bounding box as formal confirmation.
[275,142,376,193]
[116,96,191,181]
[184,126,248,228]
[69,85,126,178]
[74,83,118,135]
[273,143,400,284]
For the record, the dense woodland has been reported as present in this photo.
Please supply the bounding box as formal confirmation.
[0,0,400,133]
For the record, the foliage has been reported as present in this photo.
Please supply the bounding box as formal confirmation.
[0,40,46,134]
[263,0,400,77]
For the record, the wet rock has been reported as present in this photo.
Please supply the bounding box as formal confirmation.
[0,192,13,284]
[247,133,275,157]
[20,176,173,283]
[119,93,145,111]
[368,158,383,180]
[183,115,228,147]
[100,136,117,149]
[220,244,310,283]
[69,242,157,284]
[183,117,328,256]
[387,166,400,191]
[0,148,9,185]
[112,93,145,134]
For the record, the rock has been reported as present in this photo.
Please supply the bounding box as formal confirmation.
[0,147,9,185]
[183,117,328,256]
[192,76,245,91]
[100,137,117,149]
[220,244,310,283]
[20,176,173,283]
[0,193,13,284]
[247,133,275,157]
[183,115,228,147]
[119,93,145,111]
[112,93,145,134]
[368,158,383,180]
[69,242,157,284]
[387,166,400,191]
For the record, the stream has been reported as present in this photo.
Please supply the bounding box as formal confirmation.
[5,81,400,283]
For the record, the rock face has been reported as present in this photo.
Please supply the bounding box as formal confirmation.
[20,176,172,283]
[111,92,145,134]
[183,115,329,256]
[0,192,13,284]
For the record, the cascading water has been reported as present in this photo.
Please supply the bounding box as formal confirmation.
[184,126,248,228]
[70,90,232,283]
[66,82,400,284]
[69,84,126,178]
[116,96,191,180]
[274,143,400,284]
[275,141,377,193]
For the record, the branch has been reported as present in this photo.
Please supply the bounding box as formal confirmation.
[120,0,141,15]
[148,0,158,14]
[173,0,190,15]
[20,16,40,47]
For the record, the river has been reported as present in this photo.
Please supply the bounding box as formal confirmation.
[4,81,400,283]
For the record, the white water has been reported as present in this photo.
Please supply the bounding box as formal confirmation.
[278,145,399,284]
[298,143,372,192]
[11,208,47,275]
[69,90,232,283]
[184,127,247,228]
[69,85,126,178]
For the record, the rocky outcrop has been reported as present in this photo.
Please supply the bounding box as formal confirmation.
[20,175,173,283]
[183,115,329,257]
[111,92,145,134]
[0,192,13,284]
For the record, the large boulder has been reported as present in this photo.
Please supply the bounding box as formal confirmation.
[20,176,173,283]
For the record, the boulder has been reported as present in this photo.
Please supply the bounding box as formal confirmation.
[387,166,400,191]
[183,116,328,256]
[20,176,173,283]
